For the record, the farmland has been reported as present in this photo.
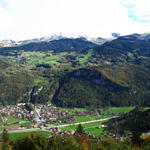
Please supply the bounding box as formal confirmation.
[0,131,51,140]
[101,107,135,115]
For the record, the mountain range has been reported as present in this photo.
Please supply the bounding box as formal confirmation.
[0,33,150,107]
[0,34,110,48]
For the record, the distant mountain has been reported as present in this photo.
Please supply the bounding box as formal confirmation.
[94,33,150,58]
[0,34,109,48]
[17,34,66,45]
[111,33,120,38]
[138,32,150,40]
[0,34,66,47]
[0,39,17,47]
[0,37,98,56]
[86,37,110,45]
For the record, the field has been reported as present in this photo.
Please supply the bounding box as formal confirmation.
[0,115,26,125]
[19,51,71,66]
[101,107,135,115]
[60,107,134,115]
[61,121,107,137]
[18,50,94,68]
[60,108,88,112]
[1,131,51,140]
[55,107,134,125]
[76,49,93,64]
[56,107,135,137]
[0,115,35,128]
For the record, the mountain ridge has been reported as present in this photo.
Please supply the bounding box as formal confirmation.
[0,34,110,48]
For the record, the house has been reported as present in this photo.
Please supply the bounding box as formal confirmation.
[69,130,75,135]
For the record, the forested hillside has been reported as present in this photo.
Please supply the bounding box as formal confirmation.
[0,34,150,107]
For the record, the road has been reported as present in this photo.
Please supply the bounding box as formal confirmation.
[50,117,116,128]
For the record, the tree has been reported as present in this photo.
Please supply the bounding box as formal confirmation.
[76,124,84,134]
[1,129,12,150]
[131,107,142,145]
[2,129,9,142]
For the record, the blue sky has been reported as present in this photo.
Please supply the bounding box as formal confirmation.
[0,0,150,41]
[121,0,150,23]
[0,0,7,8]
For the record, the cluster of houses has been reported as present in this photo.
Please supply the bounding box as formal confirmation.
[0,104,74,125]
[0,103,101,126]
[32,104,104,125]
[0,103,117,128]
[33,104,76,126]
[0,104,34,122]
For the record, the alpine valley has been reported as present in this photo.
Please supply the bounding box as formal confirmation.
[0,33,150,108]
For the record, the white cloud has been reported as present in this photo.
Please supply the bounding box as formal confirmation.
[0,0,150,41]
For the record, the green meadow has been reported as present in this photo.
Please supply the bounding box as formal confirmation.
[101,107,135,115]
[6,131,51,140]
[61,121,107,137]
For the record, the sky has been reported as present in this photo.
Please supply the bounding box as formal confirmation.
[0,0,150,41]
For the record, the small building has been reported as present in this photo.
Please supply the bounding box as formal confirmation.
[69,130,75,135]
[97,124,107,129]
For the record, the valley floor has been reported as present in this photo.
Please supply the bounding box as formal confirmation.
[0,105,136,140]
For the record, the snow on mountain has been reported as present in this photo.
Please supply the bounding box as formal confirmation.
[0,34,114,47]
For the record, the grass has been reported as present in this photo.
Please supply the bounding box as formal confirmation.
[85,128,106,137]
[7,131,51,140]
[22,51,68,66]
[60,107,134,116]
[20,51,93,67]
[19,122,35,126]
[102,107,135,115]
[0,115,26,125]
[144,107,150,110]
[68,116,104,124]
[61,121,107,137]
[77,50,93,64]
[60,108,88,112]
[54,115,106,126]
[0,115,35,127]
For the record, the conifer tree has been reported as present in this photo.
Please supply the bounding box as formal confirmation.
[76,124,84,134]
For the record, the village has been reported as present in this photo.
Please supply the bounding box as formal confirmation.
[0,103,105,127]
[0,103,131,140]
